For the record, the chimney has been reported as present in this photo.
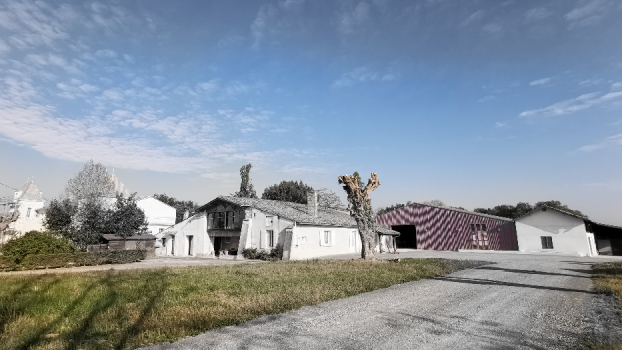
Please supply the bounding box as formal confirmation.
[306,190,318,217]
[183,209,190,220]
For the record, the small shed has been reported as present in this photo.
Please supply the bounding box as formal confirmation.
[101,234,156,258]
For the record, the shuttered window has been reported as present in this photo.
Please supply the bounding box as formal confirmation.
[541,236,553,249]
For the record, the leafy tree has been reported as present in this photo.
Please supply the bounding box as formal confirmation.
[153,193,198,223]
[103,194,149,239]
[376,203,408,216]
[339,172,381,260]
[423,199,446,207]
[64,159,115,200]
[534,200,586,218]
[44,198,77,237]
[234,163,257,198]
[317,188,346,210]
[71,197,109,250]
[261,180,313,204]
[352,171,365,190]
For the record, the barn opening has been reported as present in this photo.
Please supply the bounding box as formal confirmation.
[591,222,622,256]
[392,225,417,249]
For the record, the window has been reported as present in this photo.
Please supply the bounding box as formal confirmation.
[225,236,231,243]
[225,211,235,229]
[541,236,553,249]
[351,230,357,247]
[267,230,274,247]
[26,208,31,218]
[323,230,331,246]
[471,223,489,250]
[216,212,224,228]
[208,213,214,229]
[266,216,273,227]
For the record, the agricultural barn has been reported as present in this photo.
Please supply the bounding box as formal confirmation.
[376,202,518,251]
[515,206,622,257]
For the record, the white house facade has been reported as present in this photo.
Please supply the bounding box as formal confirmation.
[8,181,46,235]
[136,197,176,235]
[516,206,598,257]
[156,192,398,260]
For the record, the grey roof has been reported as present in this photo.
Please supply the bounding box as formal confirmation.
[102,234,155,241]
[15,181,44,201]
[376,224,400,236]
[517,205,622,230]
[200,196,358,227]
[108,174,131,197]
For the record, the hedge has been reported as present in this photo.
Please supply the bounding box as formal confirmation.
[241,244,283,261]
[1,230,75,263]
[0,250,146,272]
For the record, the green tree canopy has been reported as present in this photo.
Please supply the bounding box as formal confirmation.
[261,180,313,204]
[474,201,585,219]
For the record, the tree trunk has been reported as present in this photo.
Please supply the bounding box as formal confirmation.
[338,173,381,260]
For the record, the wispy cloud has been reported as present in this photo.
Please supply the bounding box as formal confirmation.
[524,7,552,22]
[565,0,611,28]
[338,2,371,35]
[520,91,622,117]
[333,67,396,88]
[578,133,622,152]
[530,77,551,86]
[460,10,485,27]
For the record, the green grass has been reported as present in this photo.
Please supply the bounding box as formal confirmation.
[0,258,486,350]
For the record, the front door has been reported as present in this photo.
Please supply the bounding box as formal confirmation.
[214,237,222,256]
[187,235,194,256]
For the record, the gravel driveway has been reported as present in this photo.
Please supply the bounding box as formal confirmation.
[140,250,622,350]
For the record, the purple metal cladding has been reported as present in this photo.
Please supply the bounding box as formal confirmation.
[376,203,518,251]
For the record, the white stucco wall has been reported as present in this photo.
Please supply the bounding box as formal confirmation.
[516,209,597,256]
[244,209,294,251]
[288,225,359,260]
[137,197,176,235]
[10,199,46,233]
[158,214,212,257]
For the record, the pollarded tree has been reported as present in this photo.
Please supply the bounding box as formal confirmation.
[338,172,381,260]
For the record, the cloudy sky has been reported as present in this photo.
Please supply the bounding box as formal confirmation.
[1,0,621,224]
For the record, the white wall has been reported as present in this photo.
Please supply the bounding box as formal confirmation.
[11,199,45,233]
[288,225,359,260]
[516,209,597,256]
[158,214,211,257]
[137,197,176,235]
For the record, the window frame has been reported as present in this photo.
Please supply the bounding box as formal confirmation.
[267,229,274,248]
[541,236,554,249]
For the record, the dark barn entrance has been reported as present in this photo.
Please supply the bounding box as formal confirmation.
[392,225,417,249]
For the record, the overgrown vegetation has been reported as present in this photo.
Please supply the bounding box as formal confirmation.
[1,231,75,264]
[0,258,487,350]
[0,250,146,272]
[586,262,622,350]
[241,244,283,261]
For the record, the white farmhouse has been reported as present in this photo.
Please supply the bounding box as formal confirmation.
[156,192,399,260]
[5,181,47,236]
[136,196,176,235]
[515,206,599,256]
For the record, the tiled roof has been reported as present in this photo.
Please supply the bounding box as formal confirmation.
[108,174,131,197]
[207,196,357,227]
[15,181,44,201]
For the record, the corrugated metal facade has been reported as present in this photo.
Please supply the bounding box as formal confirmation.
[376,203,518,251]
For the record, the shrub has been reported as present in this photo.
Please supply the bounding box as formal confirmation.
[0,250,146,272]
[241,244,283,261]
[1,230,75,263]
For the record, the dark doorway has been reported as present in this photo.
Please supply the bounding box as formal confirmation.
[392,225,417,249]
[214,237,222,256]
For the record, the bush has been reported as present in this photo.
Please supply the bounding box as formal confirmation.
[1,230,75,263]
[241,244,283,261]
[0,250,146,272]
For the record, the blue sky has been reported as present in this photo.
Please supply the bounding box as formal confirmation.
[1,0,621,225]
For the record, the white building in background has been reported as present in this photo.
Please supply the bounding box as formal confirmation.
[515,206,598,257]
[155,192,399,259]
[136,196,176,235]
[8,181,46,234]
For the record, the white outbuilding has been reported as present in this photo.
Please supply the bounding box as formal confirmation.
[515,206,599,257]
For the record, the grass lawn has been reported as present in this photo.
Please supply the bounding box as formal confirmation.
[0,258,486,350]
[589,262,622,350]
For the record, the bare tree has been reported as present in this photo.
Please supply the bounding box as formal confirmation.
[64,160,115,201]
[338,172,381,260]
[0,210,19,248]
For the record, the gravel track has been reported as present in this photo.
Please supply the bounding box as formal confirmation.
[140,251,622,350]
